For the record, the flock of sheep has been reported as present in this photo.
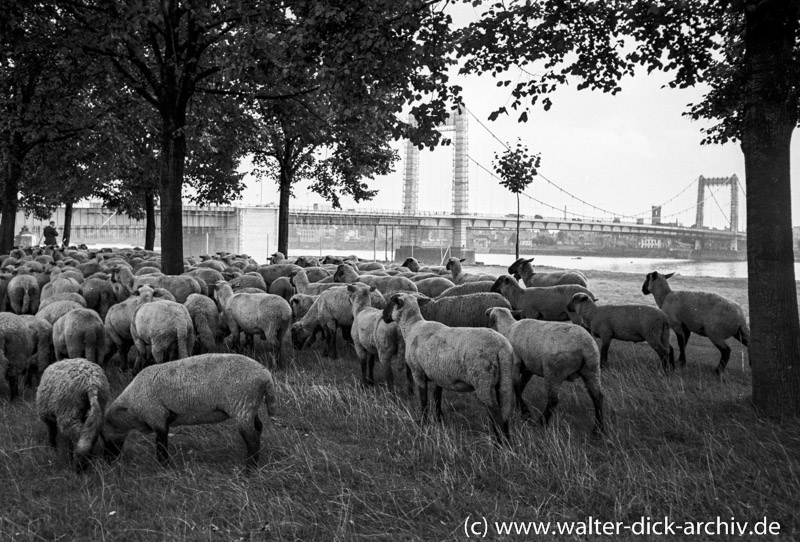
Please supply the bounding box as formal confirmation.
[0,245,751,472]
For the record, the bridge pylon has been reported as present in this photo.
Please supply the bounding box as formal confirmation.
[695,175,740,250]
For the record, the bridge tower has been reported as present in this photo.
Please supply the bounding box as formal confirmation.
[402,110,470,254]
[695,175,740,250]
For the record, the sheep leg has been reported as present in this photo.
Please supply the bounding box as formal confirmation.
[44,419,58,447]
[154,428,171,466]
[433,386,443,422]
[673,326,689,366]
[7,372,19,401]
[515,368,535,421]
[475,385,509,443]
[359,353,375,387]
[712,340,732,375]
[583,375,605,436]
[539,380,561,427]
[599,338,612,368]
[417,380,429,426]
[326,322,339,359]
[239,415,262,473]
[648,337,673,372]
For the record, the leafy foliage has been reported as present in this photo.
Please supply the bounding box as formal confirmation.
[493,140,541,195]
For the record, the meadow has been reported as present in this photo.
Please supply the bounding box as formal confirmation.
[1,264,798,541]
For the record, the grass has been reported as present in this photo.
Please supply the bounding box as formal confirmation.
[1,268,798,541]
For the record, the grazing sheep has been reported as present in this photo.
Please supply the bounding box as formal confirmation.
[255,263,301,289]
[7,272,40,314]
[230,272,268,293]
[131,274,201,304]
[0,312,35,400]
[104,297,139,368]
[36,358,110,470]
[184,267,225,297]
[41,276,82,301]
[333,264,418,296]
[490,275,595,322]
[20,315,55,386]
[103,354,276,471]
[53,308,111,365]
[214,282,292,367]
[268,276,295,302]
[508,257,588,288]
[642,271,749,373]
[382,293,516,442]
[401,257,446,274]
[130,286,195,368]
[444,258,497,284]
[184,293,222,353]
[290,268,342,295]
[486,307,603,434]
[567,293,675,371]
[79,277,117,320]
[39,292,88,310]
[347,284,407,392]
[36,299,84,326]
[413,276,455,298]
[436,281,495,298]
[418,292,512,328]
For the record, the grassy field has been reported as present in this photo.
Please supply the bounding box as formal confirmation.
[1,267,798,541]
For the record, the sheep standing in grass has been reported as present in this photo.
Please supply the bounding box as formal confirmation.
[0,313,34,400]
[103,353,276,471]
[382,293,516,442]
[508,257,588,287]
[53,308,111,365]
[436,281,495,298]
[413,277,454,298]
[486,307,604,434]
[36,358,110,470]
[130,285,195,369]
[348,284,408,392]
[214,282,291,367]
[333,264,418,296]
[417,292,512,328]
[8,272,40,314]
[567,292,674,371]
[20,315,55,387]
[642,271,749,373]
[290,268,341,295]
[444,258,497,284]
[184,293,223,354]
[491,275,594,322]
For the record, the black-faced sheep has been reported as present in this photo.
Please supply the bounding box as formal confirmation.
[36,358,110,470]
[444,258,497,284]
[490,275,595,322]
[486,307,603,434]
[382,293,516,442]
[103,353,277,471]
[642,271,749,373]
[566,292,674,371]
[508,257,588,287]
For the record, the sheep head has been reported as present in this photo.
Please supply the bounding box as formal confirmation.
[566,292,593,313]
[506,257,534,276]
[490,275,512,293]
[642,271,675,296]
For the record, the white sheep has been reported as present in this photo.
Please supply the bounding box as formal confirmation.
[103,353,277,471]
[642,271,749,373]
[0,312,35,400]
[486,307,604,434]
[184,293,223,354]
[507,257,588,287]
[382,293,516,442]
[490,275,595,322]
[417,292,512,328]
[19,315,55,387]
[36,358,110,470]
[412,276,454,298]
[52,308,111,365]
[333,264,419,296]
[289,268,342,295]
[436,281,495,298]
[130,285,195,369]
[566,292,674,371]
[444,258,497,284]
[400,257,446,274]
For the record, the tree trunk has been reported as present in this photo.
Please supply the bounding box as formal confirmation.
[159,115,187,275]
[742,0,800,417]
[144,189,156,251]
[0,138,24,254]
[62,200,73,247]
[278,165,292,258]
[515,193,520,260]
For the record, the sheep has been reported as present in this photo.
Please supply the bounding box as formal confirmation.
[230,272,268,292]
[0,312,34,400]
[333,264,418,296]
[566,292,675,371]
[444,257,497,284]
[36,299,84,326]
[53,308,111,365]
[39,292,88,310]
[255,263,301,289]
[214,282,291,368]
[486,306,604,434]
[79,277,117,320]
[130,285,195,368]
[20,315,55,387]
[104,297,139,368]
[268,276,295,302]
[131,274,201,304]
[417,292,512,328]
[184,293,222,354]
[7,272,40,314]
[184,267,225,297]
[40,276,82,301]
[412,276,454,298]
[436,281,495,298]
[347,283,407,392]
[36,358,110,470]
[382,293,516,442]
[400,257,446,274]
[290,268,342,295]
[103,353,276,471]
[641,271,749,374]
[490,275,595,322]
[508,257,588,288]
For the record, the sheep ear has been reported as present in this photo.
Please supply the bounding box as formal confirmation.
[459,258,465,263]
[524,258,534,264]
[664,272,675,279]
[369,286,377,292]
[511,310,524,320]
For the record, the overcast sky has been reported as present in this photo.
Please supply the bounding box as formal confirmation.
[235,5,800,230]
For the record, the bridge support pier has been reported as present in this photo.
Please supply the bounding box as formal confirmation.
[451,218,470,260]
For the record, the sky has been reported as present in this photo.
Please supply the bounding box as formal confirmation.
[234,5,800,230]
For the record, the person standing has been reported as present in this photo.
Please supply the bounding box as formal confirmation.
[43,221,59,247]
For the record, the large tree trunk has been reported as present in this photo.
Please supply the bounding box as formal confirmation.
[278,166,292,258]
[144,189,156,251]
[0,139,24,254]
[159,115,186,275]
[742,0,800,417]
[62,200,73,247]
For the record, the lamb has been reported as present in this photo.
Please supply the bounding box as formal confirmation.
[184,293,223,353]
[486,306,604,434]
[333,264,418,296]
[347,284,407,392]
[382,293,516,441]
[641,271,749,373]
[411,276,454,298]
[130,285,195,368]
[0,312,34,400]
[436,281,495,298]
[36,358,110,470]
[7,272,40,314]
[566,293,675,371]
[214,282,291,367]
[490,275,595,322]
[445,258,497,284]
[508,257,588,288]
[103,353,277,471]
[53,308,111,365]
[417,292,512,328]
